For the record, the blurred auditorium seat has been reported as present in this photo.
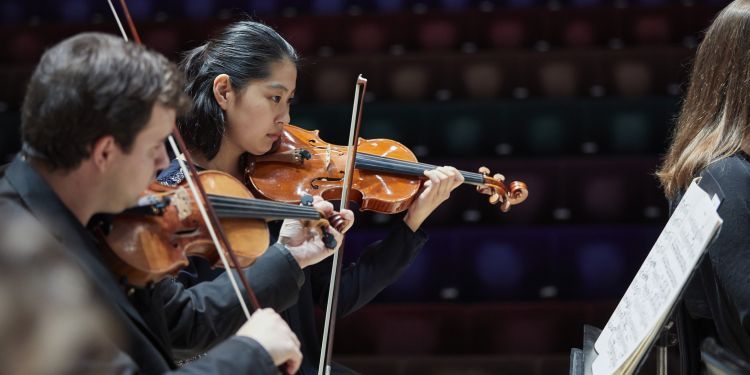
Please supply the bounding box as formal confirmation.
[608,111,652,153]
[58,0,91,23]
[613,60,653,96]
[574,242,627,297]
[435,116,484,155]
[389,65,432,100]
[143,29,180,57]
[562,20,595,47]
[506,0,538,8]
[374,0,405,12]
[633,14,672,45]
[469,305,583,354]
[246,0,279,15]
[312,0,346,14]
[314,67,353,103]
[1,1,25,24]
[538,61,579,97]
[278,21,317,55]
[462,62,504,99]
[183,0,216,19]
[582,175,628,219]
[439,0,472,10]
[526,115,567,155]
[124,0,153,21]
[8,32,44,63]
[417,19,459,51]
[487,18,526,49]
[348,21,388,54]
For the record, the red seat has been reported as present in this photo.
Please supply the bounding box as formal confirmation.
[488,19,525,49]
[418,19,458,51]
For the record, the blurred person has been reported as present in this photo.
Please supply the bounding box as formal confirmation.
[657,0,750,372]
[0,31,352,374]
[159,20,463,374]
[0,217,119,375]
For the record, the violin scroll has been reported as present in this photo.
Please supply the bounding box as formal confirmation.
[477,166,529,212]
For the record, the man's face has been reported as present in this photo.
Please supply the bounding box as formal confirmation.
[104,103,173,213]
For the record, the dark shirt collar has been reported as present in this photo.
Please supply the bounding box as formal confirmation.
[4,155,88,249]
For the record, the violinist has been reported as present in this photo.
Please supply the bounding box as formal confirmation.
[0,32,352,374]
[159,20,464,374]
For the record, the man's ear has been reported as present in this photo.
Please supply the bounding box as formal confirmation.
[213,74,233,110]
[90,135,118,172]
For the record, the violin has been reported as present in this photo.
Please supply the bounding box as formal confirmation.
[97,170,345,287]
[244,124,529,213]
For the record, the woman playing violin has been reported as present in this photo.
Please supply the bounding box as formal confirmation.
[158,20,464,373]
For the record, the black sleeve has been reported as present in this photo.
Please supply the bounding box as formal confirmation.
[168,337,277,374]
[310,220,428,317]
[701,162,750,354]
[158,243,304,353]
[75,337,278,375]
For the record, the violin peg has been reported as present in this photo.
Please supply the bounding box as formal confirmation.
[489,193,501,205]
[477,185,493,196]
[478,166,490,175]
[493,173,505,182]
[500,199,511,213]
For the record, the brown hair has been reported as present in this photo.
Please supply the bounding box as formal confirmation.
[657,0,750,199]
[21,32,191,170]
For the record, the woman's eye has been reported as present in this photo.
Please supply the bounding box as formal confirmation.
[271,96,281,103]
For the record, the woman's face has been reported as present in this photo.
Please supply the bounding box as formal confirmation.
[223,59,297,155]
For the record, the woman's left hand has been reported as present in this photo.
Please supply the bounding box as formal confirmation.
[403,166,464,232]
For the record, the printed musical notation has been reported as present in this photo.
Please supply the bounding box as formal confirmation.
[591,180,722,374]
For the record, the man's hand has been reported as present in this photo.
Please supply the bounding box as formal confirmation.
[236,308,301,374]
[278,197,354,269]
[403,166,464,232]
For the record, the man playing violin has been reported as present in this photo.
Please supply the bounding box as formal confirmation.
[158,20,464,374]
[0,32,353,374]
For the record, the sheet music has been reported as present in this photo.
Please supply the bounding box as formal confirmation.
[592,180,722,374]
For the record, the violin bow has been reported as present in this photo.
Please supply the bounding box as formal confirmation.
[317,75,368,375]
[106,0,260,319]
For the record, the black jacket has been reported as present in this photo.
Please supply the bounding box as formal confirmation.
[674,153,750,373]
[0,155,306,374]
[158,159,428,374]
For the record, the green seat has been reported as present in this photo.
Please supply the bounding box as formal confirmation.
[609,112,651,153]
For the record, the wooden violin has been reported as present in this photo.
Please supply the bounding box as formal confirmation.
[98,170,345,286]
[244,124,529,213]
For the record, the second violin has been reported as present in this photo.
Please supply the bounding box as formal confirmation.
[99,170,345,286]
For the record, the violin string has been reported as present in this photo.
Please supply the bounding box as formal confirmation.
[212,204,320,220]
[356,154,486,184]
[302,150,486,184]
[207,196,321,220]
[207,195,321,216]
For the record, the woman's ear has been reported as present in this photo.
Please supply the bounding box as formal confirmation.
[213,74,233,110]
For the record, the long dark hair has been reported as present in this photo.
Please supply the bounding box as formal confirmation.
[658,0,750,199]
[179,21,298,160]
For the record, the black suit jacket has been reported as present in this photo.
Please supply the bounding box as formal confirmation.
[0,156,305,374]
